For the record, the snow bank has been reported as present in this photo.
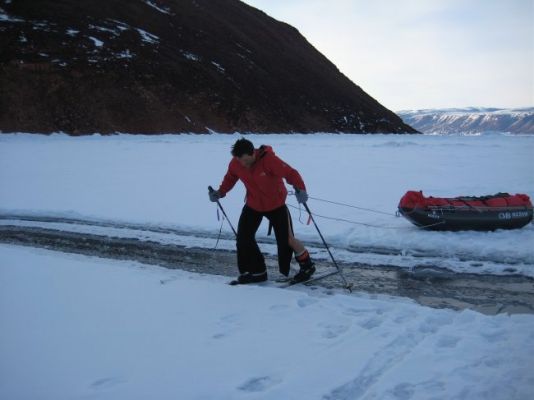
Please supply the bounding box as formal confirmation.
[1,244,533,399]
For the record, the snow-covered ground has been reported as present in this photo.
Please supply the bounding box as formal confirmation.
[1,133,534,399]
[1,132,533,276]
[1,244,533,400]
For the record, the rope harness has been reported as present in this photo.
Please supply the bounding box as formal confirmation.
[210,190,447,291]
[287,191,445,230]
[213,190,445,251]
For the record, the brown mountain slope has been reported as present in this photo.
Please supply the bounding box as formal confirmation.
[0,0,417,134]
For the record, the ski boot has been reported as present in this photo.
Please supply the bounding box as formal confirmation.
[229,271,268,285]
[292,250,316,283]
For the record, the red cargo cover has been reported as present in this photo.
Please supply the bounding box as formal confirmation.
[399,191,532,209]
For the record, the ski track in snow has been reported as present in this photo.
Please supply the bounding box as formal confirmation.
[0,212,532,278]
[324,312,454,400]
[1,211,534,315]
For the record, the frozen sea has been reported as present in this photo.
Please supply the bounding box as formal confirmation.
[1,132,533,399]
[1,132,533,276]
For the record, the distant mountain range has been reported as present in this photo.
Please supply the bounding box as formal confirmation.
[0,0,416,134]
[398,108,534,134]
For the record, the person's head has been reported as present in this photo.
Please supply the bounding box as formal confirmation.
[231,138,255,168]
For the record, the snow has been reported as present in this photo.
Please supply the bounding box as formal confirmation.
[182,51,200,61]
[398,108,534,134]
[211,60,225,73]
[1,243,533,399]
[115,49,134,59]
[109,19,130,32]
[0,132,532,277]
[399,107,534,118]
[89,36,104,47]
[236,42,252,54]
[89,24,121,36]
[32,21,53,31]
[66,28,79,36]
[1,132,533,398]
[80,21,158,48]
[143,0,171,14]
[135,27,159,44]
[0,9,23,22]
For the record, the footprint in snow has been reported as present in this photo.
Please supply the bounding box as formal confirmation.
[238,376,282,392]
[480,329,507,343]
[269,304,290,311]
[212,333,226,339]
[393,312,416,324]
[221,314,239,323]
[359,316,383,330]
[342,308,374,316]
[436,335,460,348]
[90,376,126,390]
[392,382,415,400]
[419,314,454,334]
[320,322,351,339]
[297,297,318,308]
[213,313,241,339]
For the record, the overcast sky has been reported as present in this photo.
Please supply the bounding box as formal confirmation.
[242,0,534,111]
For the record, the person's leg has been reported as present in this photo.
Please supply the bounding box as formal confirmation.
[288,231,305,254]
[266,205,294,276]
[236,205,266,278]
[285,208,316,282]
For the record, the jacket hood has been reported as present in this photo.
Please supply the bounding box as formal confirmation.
[257,145,274,158]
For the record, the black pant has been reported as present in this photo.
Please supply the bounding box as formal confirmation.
[237,204,294,276]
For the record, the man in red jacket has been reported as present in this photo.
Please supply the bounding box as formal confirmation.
[209,138,316,285]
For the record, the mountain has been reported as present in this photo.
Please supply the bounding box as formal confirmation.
[398,108,534,134]
[0,0,416,134]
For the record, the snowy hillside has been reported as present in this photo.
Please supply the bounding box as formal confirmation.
[398,108,534,134]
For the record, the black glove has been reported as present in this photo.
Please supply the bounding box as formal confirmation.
[209,189,221,202]
[294,188,308,204]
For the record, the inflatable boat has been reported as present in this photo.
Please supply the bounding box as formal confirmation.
[398,191,533,231]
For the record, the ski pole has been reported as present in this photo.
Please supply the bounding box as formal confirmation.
[299,194,353,291]
[209,186,237,237]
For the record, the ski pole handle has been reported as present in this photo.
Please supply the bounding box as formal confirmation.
[294,187,309,206]
[208,185,237,237]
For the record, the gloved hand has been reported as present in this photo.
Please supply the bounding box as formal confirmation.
[294,188,308,204]
[209,189,221,202]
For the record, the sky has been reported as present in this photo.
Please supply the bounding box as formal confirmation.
[242,0,534,111]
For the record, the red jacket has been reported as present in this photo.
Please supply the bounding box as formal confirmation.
[218,145,306,212]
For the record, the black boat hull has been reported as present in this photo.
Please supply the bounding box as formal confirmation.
[399,206,533,231]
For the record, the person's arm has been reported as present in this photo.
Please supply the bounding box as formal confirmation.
[264,154,306,191]
[218,162,239,198]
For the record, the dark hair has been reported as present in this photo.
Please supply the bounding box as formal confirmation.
[231,138,254,157]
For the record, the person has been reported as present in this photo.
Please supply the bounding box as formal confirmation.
[209,138,316,284]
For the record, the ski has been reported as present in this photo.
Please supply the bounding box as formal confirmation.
[276,270,340,288]
[227,270,342,288]
[274,276,293,283]
[228,279,267,286]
